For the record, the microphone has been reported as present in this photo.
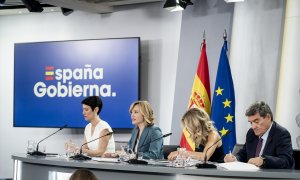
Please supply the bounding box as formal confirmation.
[127,132,172,165]
[29,124,68,156]
[70,131,113,161]
[196,130,231,168]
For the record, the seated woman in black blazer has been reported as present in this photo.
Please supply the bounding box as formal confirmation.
[168,108,224,162]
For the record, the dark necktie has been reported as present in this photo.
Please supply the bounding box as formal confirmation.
[255,138,263,157]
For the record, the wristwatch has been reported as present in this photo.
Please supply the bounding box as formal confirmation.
[260,155,266,167]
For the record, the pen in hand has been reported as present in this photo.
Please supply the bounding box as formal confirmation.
[226,150,234,162]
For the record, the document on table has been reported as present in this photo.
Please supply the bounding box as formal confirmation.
[217,162,259,171]
[92,157,120,163]
[146,160,170,166]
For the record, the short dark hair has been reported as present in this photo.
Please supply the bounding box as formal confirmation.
[81,96,103,115]
[245,101,273,121]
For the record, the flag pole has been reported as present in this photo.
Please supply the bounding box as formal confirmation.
[201,30,206,50]
[223,29,227,41]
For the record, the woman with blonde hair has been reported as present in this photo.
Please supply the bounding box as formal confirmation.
[128,101,163,159]
[168,108,224,162]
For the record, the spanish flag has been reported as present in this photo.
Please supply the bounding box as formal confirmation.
[180,39,211,151]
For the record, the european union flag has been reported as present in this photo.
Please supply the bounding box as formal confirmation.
[211,40,236,154]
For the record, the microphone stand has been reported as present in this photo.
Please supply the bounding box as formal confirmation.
[29,124,67,156]
[70,150,91,161]
[196,131,231,169]
[70,132,113,161]
[126,156,148,165]
[195,140,220,168]
[127,133,172,165]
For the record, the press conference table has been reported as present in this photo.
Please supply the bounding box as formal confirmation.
[12,154,300,180]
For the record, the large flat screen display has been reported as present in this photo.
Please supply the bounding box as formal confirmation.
[14,37,140,129]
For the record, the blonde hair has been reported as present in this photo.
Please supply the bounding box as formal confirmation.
[129,101,155,126]
[181,108,215,146]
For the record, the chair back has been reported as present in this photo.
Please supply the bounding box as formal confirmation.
[232,144,243,155]
[163,145,179,159]
[293,149,300,170]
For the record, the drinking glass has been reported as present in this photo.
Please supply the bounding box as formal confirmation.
[173,147,189,167]
[119,145,130,161]
[65,139,77,157]
[27,140,36,153]
[137,152,143,160]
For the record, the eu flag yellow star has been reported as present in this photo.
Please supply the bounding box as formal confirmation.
[224,113,234,123]
[219,127,229,137]
[223,98,231,108]
[215,86,224,96]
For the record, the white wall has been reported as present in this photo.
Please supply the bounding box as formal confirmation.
[0,2,182,178]
[230,0,285,143]
[170,0,234,144]
[276,0,300,149]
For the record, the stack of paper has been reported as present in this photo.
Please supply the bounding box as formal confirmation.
[92,157,120,163]
[217,162,259,171]
[146,160,170,166]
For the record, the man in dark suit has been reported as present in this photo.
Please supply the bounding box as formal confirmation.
[224,101,294,169]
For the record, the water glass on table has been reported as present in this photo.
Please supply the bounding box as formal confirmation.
[137,152,143,160]
[119,145,131,162]
[27,140,36,154]
[173,147,190,167]
[64,140,78,157]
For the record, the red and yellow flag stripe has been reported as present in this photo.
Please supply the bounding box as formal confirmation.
[180,40,211,152]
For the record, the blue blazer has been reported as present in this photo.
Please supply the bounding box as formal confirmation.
[236,121,294,169]
[128,125,163,159]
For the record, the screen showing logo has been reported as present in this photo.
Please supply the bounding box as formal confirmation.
[14,38,139,129]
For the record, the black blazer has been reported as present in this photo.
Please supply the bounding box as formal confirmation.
[236,121,294,169]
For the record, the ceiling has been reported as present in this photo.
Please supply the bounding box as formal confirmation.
[0,0,164,15]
